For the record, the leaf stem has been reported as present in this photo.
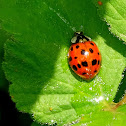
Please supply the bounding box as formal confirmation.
[114,94,126,109]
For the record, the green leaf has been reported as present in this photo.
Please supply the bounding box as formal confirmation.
[0,27,9,91]
[0,0,126,125]
[31,122,41,126]
[93,0,126,42]
[31,121,49,126]
[73,104,126,126]
[114,69,126,103]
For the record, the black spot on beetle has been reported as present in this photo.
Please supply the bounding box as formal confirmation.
[98,60,100,65]
[82,72,86,75]
[89,48,93,53]
[77,64,81,68]
[76,45,79,49]
[94,70,97,73]
[90,42,94,46]
[81,50,85,55]
[71,47,73,51]
[73,65,77,71]
[82,61,88,67]
[92,59,97,66]
[74,57,77,59]
[98,52,99,55]
[69,57,72,62]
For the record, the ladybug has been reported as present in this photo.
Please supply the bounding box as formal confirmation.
[68,32,101,80]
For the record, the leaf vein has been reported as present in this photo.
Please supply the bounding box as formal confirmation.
[109,2,126,21]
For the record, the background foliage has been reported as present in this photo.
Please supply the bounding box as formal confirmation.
[0,0,126,125]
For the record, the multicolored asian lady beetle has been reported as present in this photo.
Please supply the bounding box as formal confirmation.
[68,32,101,80]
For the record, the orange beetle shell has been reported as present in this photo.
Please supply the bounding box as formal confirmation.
[68,41,101,80]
